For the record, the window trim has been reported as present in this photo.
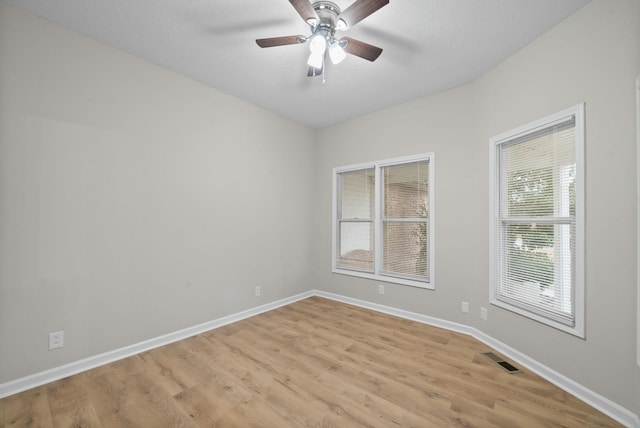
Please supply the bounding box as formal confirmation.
[489,104,585,338]
[636,73,640,367]
[332,153,435,290]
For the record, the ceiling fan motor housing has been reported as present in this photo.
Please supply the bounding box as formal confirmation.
[311,1,345,36]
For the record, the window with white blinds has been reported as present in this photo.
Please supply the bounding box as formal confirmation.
[490,104,585,338]
[336,168,375,272]
[333,154,434,289]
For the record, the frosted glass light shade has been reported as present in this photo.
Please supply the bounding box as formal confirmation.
[309,34,327,53]
[329,42,346,64]
[307,51,324,68]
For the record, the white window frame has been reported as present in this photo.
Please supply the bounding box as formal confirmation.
[636,73,640,367]
[332,153,435,289]
[489,104,585,338]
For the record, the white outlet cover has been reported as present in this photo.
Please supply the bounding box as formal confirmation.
[49,331,64,350]
[461,302,470,313]
[378,284,384,295]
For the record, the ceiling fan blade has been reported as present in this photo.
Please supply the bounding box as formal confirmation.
[289,0,319,25]
[256,35,305,48]
[338,0,389,29]
[342,37,383,61]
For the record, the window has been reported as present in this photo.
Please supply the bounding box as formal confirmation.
[333,153,434,289]
[490,104,585,337]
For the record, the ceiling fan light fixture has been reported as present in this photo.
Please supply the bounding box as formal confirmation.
[336,18,347,31]
[307,50,324,69]
[308,33,327,54]
[328,41,346,64]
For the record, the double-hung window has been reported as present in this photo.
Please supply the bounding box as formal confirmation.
[490,104,585,337]
[333,153,434,289]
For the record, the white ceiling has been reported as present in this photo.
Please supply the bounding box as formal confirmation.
[4,0,590,128]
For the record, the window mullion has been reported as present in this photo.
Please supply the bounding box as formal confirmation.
[374,164,382,276]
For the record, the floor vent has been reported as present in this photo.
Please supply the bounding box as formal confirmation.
[482,352,521,373]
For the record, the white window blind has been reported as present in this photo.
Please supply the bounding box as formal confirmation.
[490,104,584,337]
[337,168,375,272]
[333,154,434,289]
[382,161,429,281]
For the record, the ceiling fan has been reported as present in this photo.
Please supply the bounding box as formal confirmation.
[256,0,389,77]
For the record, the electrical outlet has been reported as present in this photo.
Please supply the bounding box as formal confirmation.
[255,286,261,297]
[461,301,470,313]
[481,307,488,320]
[49,331,64,350]
[378,284,384,295]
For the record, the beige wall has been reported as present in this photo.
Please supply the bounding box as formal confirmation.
[0,2,315,382]
[475,0,639,415]
[1,0,639,419]
[313,0,640,415]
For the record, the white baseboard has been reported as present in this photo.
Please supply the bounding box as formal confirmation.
[314,290,640,428]
[1,289,638,427]
[0,290,314,400]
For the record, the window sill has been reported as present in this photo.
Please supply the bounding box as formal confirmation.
[490,297,584,339]
[332,268,435,290]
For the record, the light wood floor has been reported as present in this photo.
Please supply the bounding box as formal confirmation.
[0,296,621,427]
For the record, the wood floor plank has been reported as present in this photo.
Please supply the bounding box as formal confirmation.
[83,368,131,422]
[138,343,210,396]
[2,386,53,427]
[0,296,624,427]
[117,370,196,427]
